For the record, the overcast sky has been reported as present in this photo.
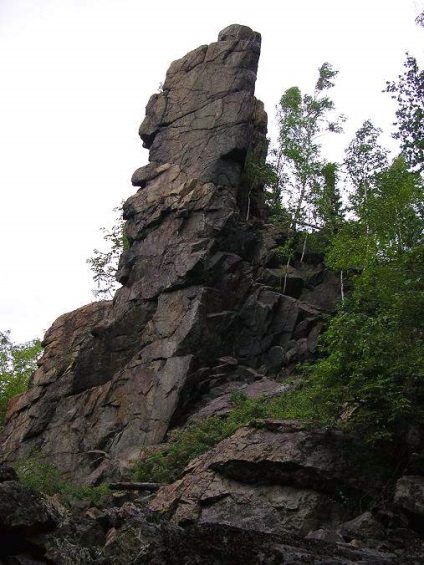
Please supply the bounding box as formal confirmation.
[0,0,422,342]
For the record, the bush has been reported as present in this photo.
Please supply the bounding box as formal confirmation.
[13,455,109,506]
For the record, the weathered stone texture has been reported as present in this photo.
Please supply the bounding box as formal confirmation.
[149,421,389,535]
[0,25,338,485]
[137,24,263,186]
[394,475,424,520]
[1,25,423,562]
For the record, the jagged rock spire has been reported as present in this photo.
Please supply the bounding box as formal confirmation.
[0,26,334,485]
[135,23,264,186]
[0,25,270,482]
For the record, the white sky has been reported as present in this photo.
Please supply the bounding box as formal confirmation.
[0,0,422,342]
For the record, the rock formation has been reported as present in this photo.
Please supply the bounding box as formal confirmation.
[149,421,383,534]
[0,24,336,484]
[1,453,423,563]
[1,24,424,564]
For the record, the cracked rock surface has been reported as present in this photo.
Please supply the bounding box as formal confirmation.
[0,25,343,485]
[1,24,423,565]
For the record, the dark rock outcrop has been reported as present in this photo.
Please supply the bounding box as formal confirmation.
[0,462,422,565]
[0,25,333,484]
[149,420,390,534]
[144,422,424,563]
[0,466,60,563]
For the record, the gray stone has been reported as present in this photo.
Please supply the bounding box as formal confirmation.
[0,481,58,534]
[0,25,335,487]
[338,512,386,541]
[190,377,288,420]
[394,475,424,517]
[305,529,345,543]
[150,421,389,535]
[267,346,285,368]
[0,25,271,484]
[0,465,18,483]
[301,271,342,312]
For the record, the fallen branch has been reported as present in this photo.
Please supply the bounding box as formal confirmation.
[109,482,162,492]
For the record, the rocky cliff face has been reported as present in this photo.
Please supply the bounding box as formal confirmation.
[1,25,337,484]
[1,25,424,564]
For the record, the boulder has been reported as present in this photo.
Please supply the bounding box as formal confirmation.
[338,512,386,542]
[188,377,287,420]
[149,421,390,536]
[0,481,58,535]
[394,475,424,535]
[394,476,424,518]
[0,478,60,563]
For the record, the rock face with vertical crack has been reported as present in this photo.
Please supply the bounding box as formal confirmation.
[0,25,338,484]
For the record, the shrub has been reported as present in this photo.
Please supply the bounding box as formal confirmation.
[13,455,109,506]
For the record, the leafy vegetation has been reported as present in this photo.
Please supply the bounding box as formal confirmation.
[265,60,423,447]
[13,454,109,505]
[307,157,424,443]
[0,331,42,429]
[259,24,424,446]
[86,203,128,299]
[133,386,321,483]
[269,62,345,230]
[385,54,424,172]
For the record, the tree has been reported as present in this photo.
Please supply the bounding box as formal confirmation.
[0,331,42,428]
[344,120,389,226]
[313,162,343,234]
[86,204,128,299]
[271,62,345,230]
[385,54,424,172]
[310,157,424,443]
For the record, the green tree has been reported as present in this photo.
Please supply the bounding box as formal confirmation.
[310,157,424,443]
[344,120,389,227]
[86,204,128,299]
[313,162,343,234]
[385,54,424,172]
[0,331,42,428]
[271,62,345,230]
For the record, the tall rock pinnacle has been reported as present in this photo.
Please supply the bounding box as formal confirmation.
[0,25,269,482]
[135,23,263,186]
[0,26,327,484]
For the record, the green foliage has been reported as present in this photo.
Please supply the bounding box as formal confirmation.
[133,386,319,484]
[13,454,109,505]
[244,150,278,220]
[385,54,424,172]
[330,157,423,269]
[244,151,278,189]
[307,274,424,443]
[309,157,424,444]
[314,162,343,232]
[87,203,128,299]
[271,62,345,230]
[344,120,389,224]
[0,331,41,429]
